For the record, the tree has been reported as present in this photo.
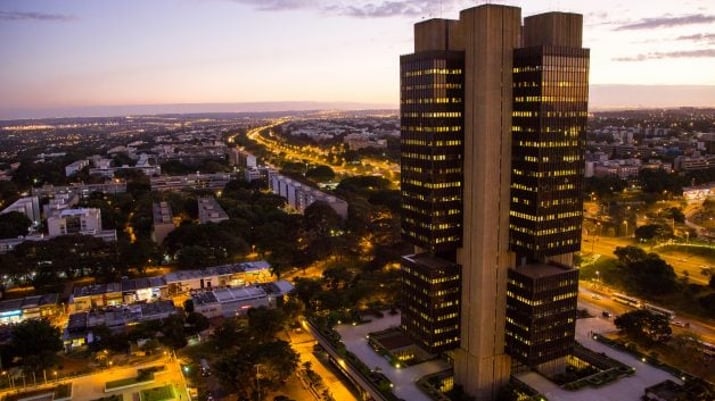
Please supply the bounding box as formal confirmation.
[248,307,287,343]
[668,207,685,224]
[699,293,715,315]
[185,312,210,335]
[614,246,648,265]
[0,211,31,239]
[158,314,188,349]
[614,246,678,296]
[322,266,353,291]
[10,319,63,373]
[293,277,323,311]
[214,340,298,400]
[305,165,335,183]
[634,224,672,242]
[614,310,672,343]
[255,341,299,392]
[212,318,248,350]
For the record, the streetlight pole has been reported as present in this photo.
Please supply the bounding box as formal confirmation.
[255,364,261,401]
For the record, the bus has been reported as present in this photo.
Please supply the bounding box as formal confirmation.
[642,303,676,320]
[700,340,715,357]
[612,292,641,308]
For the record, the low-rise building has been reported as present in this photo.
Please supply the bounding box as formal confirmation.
[0,293,60,325]
[0,196,41,225]
[47,208,103,237]
[70,282,123,312]
[152,201,175,244]
[191,280,294,318]
[151,173,233,192]
[69,261,274,308]
[63,300,177,350]
[270,174,348,218]
[65,160,90,177]
[198,196,229,224]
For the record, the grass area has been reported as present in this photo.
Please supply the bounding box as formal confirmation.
[4,383,72,401]
[106,373,155,390]
[659,244,715,264]
[600,332,715,383]
[140,385,175,401]
[90,395,123,401]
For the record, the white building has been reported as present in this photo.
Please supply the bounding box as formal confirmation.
[65,160,90,177]
[152,201,175,244]
[47,208,105,237]
[191,280,294,318]
[1,196,41,225]
[270,174,348,219]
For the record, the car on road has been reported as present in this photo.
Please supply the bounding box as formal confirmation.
[602,311,612,318]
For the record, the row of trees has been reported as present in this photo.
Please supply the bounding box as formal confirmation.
[613,246,715,315]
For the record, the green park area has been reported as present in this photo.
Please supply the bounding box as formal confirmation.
[3,383,72,401]
[140,385,175,401]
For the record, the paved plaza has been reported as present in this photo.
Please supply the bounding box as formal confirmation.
[517,311,682,401]
[337,310,684,401]
[335,313,450,401]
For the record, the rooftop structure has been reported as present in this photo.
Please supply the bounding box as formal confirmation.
[0,196,41,225]
[197,196,229,224]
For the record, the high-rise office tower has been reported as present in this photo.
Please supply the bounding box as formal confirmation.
[399,5,588,400]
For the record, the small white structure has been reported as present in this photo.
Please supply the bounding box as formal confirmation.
[1,196,41,225]
[47,208,103,237]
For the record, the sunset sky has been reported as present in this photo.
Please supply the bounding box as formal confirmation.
[1,0,714,118]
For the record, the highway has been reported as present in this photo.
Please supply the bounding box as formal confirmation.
[241,119,399,186]
[584,233,712,286]
[578,283,715,343]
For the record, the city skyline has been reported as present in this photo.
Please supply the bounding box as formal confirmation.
[1,0,714,119]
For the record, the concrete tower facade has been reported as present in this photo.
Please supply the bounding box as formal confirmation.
[399,4,589,400]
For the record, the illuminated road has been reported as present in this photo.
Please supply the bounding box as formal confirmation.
[584,233,711,286]
[242,119,399,186]
[578,283,715,343]
[290,327,359,401]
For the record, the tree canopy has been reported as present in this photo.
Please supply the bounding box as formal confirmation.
[614,309,672,343]
[10,319,63,373]
[0,211,31,239]
[614,246,678,296]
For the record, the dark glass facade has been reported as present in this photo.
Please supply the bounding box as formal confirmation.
[400,253,461,354]
[505,263,578,367]
[400,50,464,254]
[509,46,589,259]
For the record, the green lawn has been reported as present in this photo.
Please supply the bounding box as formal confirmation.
[106,373,154,390]
[140,385,175,401]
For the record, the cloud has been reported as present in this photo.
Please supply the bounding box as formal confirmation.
[230,0,445,18]
[676,33,715,43]
[326,1,435,18]
[613,49,715,61]
[0,11,76,22]
[615,14,715,30]
[229,0,315,11]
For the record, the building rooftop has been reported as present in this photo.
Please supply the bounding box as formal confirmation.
[153,201,173,225]
[402,253,458,269]
[212,286,266,303]
[511,262,575,279]
[73,282,122,297]
[197,196,229,223]
[0,293,59,312]
[122,276,167,292]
